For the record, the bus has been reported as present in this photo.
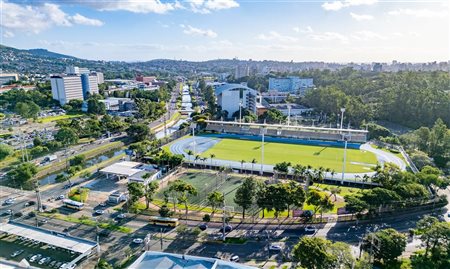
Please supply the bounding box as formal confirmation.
[62,199,84,210]
[149,216,179,227]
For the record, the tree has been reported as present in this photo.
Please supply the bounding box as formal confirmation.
[127,123,150,142]
[14,101,40,119]
[329,242,355,269]
[250,158,257,175]
[87,96,106,115]
[415,216,450,266]
[362,228,407,264]
[260,108,286,124]
[234,177,257,218]
[209,153,215,170]
[158,204,171,217]
[265,184,289,218]
[55,127,79,145]
[292,237,337,269]
[144,181,159,209]
[274,161,291,179]
[306,189,323,218]
[127,182,145,206]
[285,181,305,217]
[70,155,86,166]
[7,162,37,186]
[0,144,13,160]
[168,180,197,219]
[207,191,224,213]
[344,195,367,218]
[96,259,113,269]
[318,195,334,221]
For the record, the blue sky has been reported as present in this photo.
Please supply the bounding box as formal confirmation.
[1,0,448,62]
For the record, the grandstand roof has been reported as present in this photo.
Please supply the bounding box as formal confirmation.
[214,83,257,96]
[205,120,368,134]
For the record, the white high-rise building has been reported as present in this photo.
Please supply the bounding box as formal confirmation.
[50,75,83,105]
[66,66,90,75]
[81,74,99,98]
[214,83,259,118]
[93,72,104,84]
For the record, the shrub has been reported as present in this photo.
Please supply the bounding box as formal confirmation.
[203,214,211,222]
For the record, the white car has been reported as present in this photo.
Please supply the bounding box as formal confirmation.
[117,213,126,219]
[4,198,15,205]
[304,226,316,233]
[230,255,240,262]
[268,243,283,251]
[38,257,50,265]
[59,263,68,269]
[95,210,104,215]
[30,254,42,262]
[132,238,143,244]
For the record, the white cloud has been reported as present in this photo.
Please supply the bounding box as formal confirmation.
[0,1,103,35]
[351,30,386,41]
[322,0,378,11]
[188,0,239,13]
[182,25,218,38]
[310,32,349,44]
[257,31,298,42]
[70,13,104,26]
[88,0,178,14]
[387,8,448,18]
[3,30,14,38]
[293,26,313,33]
[350,12,374,21]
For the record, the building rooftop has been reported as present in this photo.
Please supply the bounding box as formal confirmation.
[0,222,97,254]
[214,83,258,96]
[100,161,142,177]
[128,251,257,269]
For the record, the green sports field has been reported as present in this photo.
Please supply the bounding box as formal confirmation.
[200,138,378,173]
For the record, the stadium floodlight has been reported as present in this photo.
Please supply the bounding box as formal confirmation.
[340,108,346,130]
[341,136,348,185]
[260,127,267,175]
[287,104,291,126]
[190,123,197,158]
[239,100,243,125]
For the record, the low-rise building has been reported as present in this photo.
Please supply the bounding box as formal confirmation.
[100,161,162,185]
[0,73,18,85]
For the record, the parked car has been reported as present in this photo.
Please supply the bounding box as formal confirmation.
[56,195,64,200]
[99,202,106,207]
[199,223,208,231]
[117,213,126,219]
[230,255,240,262]
[95,210,104,215]
[24,201,36,207]
[220,225,233,233]
[30,254,42,262]
[4,198,15,205]
[49,260,57,268]
[59,263,68,269]
[304,226,316,233]
[55,262,63,268]
[10,249,24,257]
[38,257,51,265]
[132,238,143,244]
[268,243,283,251]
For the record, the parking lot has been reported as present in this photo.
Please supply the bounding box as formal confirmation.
[0,233,77,269]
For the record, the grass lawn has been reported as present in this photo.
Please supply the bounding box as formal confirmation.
[40,213,132,233]
[200,137,378,173]
[38,113,84,123]
[68,187,90,202]
[156,170,251,209]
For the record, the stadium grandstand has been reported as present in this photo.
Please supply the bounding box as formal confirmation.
[204,120,368,143]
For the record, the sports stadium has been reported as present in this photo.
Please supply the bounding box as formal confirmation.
[168,120,406,181]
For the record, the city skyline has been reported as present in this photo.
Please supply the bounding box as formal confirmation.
[1,0,449,62]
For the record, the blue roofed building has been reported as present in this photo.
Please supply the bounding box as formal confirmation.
[128,251,257,269]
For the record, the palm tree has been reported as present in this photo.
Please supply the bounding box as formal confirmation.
[251,158,257,175]
[331,170,336,180]
[209,153,216,170]
[201,157,207,169]
[240,160,245,174]
[187,150,193,166]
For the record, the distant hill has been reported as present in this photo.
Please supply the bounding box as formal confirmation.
[27,48,77,59]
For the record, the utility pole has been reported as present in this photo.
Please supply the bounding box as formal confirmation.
[222,196,226,242]
[190,123,197,163]
[239,99,242,126]
[163,113,167,138]
[160,228,164,250]
[35,181,43,213]
[287,104,291,126]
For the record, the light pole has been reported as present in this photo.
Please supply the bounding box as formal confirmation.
[340,108,346,130]
[341,137,348,185]
[239,99,243,126]
[190,123,197,162]
[287,104,291,126]
[260,126,267,175]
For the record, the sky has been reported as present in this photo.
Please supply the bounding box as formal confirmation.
[1,0,449,62]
